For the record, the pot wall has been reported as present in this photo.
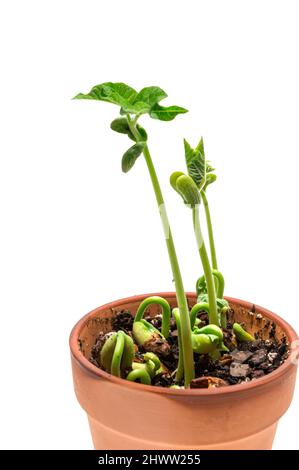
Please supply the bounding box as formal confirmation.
[70,293,298,449]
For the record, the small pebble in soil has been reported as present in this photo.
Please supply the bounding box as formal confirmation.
[268,352,279,363]
[190,376,228,389]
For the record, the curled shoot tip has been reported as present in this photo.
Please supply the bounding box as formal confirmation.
[127,352,161,385]
[190,302,210,329]
[126,369,151,385]
[135,296,171,339]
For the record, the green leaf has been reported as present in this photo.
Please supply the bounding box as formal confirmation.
[74,82,188,123]
[73,82,138,109]
[121,142,145,173]
[132,86,167,114]
[150,104,188,121]
[184,138,206,190]
[110,117,131,135]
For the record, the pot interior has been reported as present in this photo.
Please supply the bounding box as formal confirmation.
[77,294,288,361]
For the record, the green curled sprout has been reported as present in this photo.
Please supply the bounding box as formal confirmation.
[100,331,134,377]
[190,302,210,329]
[126,352,161,385]
[126,369,151,385]
[233,323,254,342]
[134,296,171,338]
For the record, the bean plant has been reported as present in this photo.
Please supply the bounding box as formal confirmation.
[73,82,253,388]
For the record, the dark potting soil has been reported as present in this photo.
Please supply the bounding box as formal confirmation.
[90,308,289,389]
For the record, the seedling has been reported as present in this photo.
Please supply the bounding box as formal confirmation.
[170,138,233,329]
[74,83,194,386]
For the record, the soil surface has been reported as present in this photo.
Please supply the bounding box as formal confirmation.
[90,308,289,388]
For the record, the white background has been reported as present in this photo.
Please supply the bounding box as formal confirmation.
[0,0,298,450]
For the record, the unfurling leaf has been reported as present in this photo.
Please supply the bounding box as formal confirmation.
[184,138,206,190]
[150,104,188,121]
[121,142,145,173]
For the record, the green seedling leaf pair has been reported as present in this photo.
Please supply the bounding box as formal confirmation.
[74,83,187,121]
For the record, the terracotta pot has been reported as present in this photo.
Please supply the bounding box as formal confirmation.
[70,293,298,450]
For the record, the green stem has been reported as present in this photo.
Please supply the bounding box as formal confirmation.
[127,115,194,386]
[201,191,218,270]
[135,296,171,339]
[212,270,225,298]
[126,368,152,385]
[192,206,219,326]
[111,331,125,377]
[173,308,184,383]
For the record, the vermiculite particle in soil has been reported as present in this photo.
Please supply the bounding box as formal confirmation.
[249,349,267,367]
[231,350,253,363]
[230,362,251,378]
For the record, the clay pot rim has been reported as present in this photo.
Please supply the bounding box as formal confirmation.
[70,292,298,396]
